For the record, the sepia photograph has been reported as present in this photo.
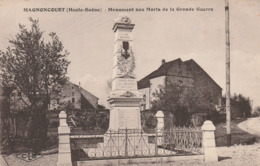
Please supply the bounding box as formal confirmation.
[0,0,259,165]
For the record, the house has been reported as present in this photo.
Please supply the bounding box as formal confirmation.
[48,81,99,128]
[138,58,222,111]
[3,81,99,136]
[49,81,98,111]
[8,81,98,112]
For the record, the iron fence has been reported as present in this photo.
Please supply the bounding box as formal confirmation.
[71,127,203,160]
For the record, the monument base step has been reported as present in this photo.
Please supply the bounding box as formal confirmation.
[76,155,203,166]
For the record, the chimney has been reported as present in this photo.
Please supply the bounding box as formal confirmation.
[79,82,81,91]
[161,59,166,65]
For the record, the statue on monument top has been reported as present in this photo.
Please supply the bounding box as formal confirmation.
[114,14,132,24]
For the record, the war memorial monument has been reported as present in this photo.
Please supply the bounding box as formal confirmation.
[84,14,156,157]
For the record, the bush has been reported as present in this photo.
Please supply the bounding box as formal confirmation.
[145,114,158,129]
[141,110,157,131]
[96,113,109,130]
[190,113,204,127]
[80,112,96,131]
[65,109,110,131]
[173,106,190,126]
[205,110,225,125]
[251,106,260,117]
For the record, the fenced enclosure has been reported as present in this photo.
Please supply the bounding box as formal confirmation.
[70,127,203,161]
[57,111,217,165]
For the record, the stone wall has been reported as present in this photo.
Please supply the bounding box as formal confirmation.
[187,60,222,109]
[166,76,193,87]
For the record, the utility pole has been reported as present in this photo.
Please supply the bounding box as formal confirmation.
[225,0,231,146]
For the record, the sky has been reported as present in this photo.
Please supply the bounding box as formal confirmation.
[0,0,259,109]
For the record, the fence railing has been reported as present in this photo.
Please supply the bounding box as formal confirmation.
[161,127,203,154]
[71,127,203,160]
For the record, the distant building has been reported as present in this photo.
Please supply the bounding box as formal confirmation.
[8,81,99,112]
[49,81,98,111]
[138,58,222,111]
[2,81,99,135]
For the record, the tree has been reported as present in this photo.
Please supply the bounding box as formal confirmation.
[151,83,222,127]
[0,18,70,151]
[151,84,202,127]
[222,94,252,118]
[96,113,109,130]
[252,106,260,117]
[141,110,157,131]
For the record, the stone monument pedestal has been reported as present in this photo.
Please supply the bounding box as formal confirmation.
[108,90,143,130]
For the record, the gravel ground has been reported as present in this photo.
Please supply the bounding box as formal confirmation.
[3,153,58,166]
[3,143,260,166]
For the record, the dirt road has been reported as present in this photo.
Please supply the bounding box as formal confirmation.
[238,117,260,136]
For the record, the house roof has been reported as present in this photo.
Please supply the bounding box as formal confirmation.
[137,58,222,90]
[68,81,98,99]
[183,59,222,90]
[80,93,95,109]
[68,81,99,109]
[137,58,182,89]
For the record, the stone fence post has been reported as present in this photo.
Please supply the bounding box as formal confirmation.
[57,111,72,166]
[201,120,218,162]
[155,111,164,146]
[155,110,164,130]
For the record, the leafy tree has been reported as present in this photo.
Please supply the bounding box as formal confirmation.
[140,110,157,130]
[252,106,260,117]
[151,84,199,127]
[150,83,220,127]
[222,94,252,118]
[0,18,70,150]
[145,114,157,129]
[96,113,109,130]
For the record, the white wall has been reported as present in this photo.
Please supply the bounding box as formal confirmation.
[139,76,166,110]
[139,87,150,110]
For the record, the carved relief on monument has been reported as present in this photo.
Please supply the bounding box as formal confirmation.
[117,42,135,78]
[120,91,135,98]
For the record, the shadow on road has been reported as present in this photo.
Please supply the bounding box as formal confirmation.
[218,156,232,161]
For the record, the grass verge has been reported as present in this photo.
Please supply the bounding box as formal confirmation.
[215,118,260,147]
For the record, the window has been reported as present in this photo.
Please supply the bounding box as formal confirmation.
[72,98,75,103]
[18,91,22,97]
[72,86,74,89]
[72,92,75,96]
